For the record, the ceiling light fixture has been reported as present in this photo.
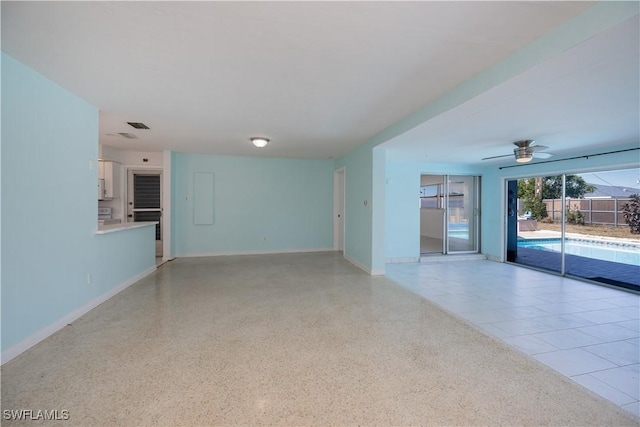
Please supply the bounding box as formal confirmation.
[250,137,269,148]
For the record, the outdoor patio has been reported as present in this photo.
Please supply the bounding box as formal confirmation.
[517,230,640,292]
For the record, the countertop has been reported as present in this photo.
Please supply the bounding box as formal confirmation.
[96,221,158,235]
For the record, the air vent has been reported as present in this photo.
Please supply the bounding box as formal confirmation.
[118,132,138,139]
[127,122,150,130]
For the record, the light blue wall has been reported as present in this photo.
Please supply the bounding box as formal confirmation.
[173,152,334,255]
[385,159,420,260]
[480,144,640,260]
[384,154,483,261]
[371,148,386,273]
[170,151,179,258]
[1,53,156,355]
[335,142,374,270]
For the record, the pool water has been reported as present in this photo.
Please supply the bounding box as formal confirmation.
[518,238,640,267]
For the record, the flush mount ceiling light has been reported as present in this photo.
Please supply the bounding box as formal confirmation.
[250,137,269,148]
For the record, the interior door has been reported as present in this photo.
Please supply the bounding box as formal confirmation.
[127,169,162,257]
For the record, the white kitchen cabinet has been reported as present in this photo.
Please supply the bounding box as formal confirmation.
[98,160,121,199]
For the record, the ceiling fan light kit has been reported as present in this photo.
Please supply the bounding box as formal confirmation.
[514,147,533,163]
[482,139,552,163]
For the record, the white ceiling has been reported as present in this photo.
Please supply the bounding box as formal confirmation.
[382,14,640,165]
[2,1,637,164]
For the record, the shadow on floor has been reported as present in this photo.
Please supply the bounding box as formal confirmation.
[515,247,640,292]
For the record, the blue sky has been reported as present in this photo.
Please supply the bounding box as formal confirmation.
[580,167,640,190]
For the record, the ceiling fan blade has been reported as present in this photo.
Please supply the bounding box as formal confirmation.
[481,154,512,160]
[535,152,554,159]
[528,145,549,152]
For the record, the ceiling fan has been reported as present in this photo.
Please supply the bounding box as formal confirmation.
[482,140,553,163]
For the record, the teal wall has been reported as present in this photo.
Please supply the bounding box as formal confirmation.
[1,53,155,355]
[173,152,334,255]
[371,148,386,273]
[171,151,179,258]
[384,158,420,261]
[384,155,483,261]
[335,142,374,271]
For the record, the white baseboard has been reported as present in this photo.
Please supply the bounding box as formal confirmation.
[176,248,334,258]
[343,254,385,276]
[486,254,502,262]
[344,254,370,274]
[386,257,420,264]
[420,253,487,263]
[1,266,156,365]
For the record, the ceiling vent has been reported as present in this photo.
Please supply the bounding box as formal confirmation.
[118,132,138,139]
[127,122,150,130]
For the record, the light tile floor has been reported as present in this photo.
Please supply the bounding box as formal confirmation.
[386,259,640,418]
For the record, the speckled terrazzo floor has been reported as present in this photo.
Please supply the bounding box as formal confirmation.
[1,252,637,426]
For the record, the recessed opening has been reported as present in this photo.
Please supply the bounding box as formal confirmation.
[127,122,150,130]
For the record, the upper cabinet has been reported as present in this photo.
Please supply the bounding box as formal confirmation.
[98,160,121,200]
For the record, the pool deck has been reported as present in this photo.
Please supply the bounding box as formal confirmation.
[516,231,640,292]
[519,230,640,247]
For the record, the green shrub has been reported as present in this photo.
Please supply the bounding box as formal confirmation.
[523,198,547,221]
[566,208,585,225]
[622,194,640,234]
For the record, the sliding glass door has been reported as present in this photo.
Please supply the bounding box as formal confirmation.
[420,175,480,255]
[507,168,640,291]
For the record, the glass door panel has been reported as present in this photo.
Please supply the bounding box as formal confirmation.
[128,170,163,257]
[420,175,445,254]
[508,177,562,273]
[562,168,640,291]
[447,176,478,253]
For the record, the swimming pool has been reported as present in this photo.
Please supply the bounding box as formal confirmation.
[448,223,470,239]
[518,238,640,267]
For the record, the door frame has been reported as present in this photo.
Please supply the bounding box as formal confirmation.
[333,167,345,252]
[124,167,163,257]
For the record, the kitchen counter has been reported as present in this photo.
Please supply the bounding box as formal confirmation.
[96,221,158,235]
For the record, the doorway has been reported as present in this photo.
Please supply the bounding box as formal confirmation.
[127,169,163,257]
[334,168,345,252]
[420,174,480,255]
